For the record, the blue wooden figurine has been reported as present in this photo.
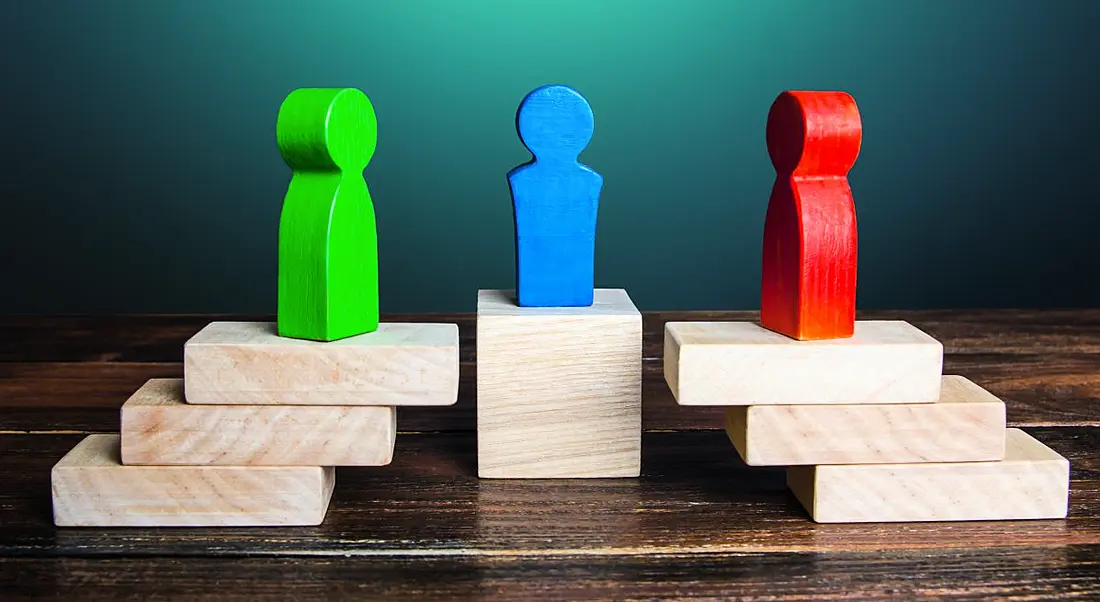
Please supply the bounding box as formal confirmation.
[507,84,603,307]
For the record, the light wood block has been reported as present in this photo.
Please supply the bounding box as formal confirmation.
[121,379,395,466]
[787,428,1070,523]
[665,320,943,405]
[183,321,459,405]
[727,375,1006,466]
[52,435,335,527]
[477,289,642,478]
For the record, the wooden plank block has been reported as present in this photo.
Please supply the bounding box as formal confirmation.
[665,320,943,405]
[787,428,1070,523]
[507,84,603,308]
[183,321,459,405]
[761,90,861,341]
[120,379,395,466]
[276,87,380,342]
[51,435,335,527]
[477,289,641,478]
[13,428,1097,556]
[726,375,1006,466]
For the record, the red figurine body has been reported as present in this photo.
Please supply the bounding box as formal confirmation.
[761,91,862,340]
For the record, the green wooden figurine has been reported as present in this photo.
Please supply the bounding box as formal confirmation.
[276,88,379,341]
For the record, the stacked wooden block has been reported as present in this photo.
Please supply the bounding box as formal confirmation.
[476,289,642,478]
[51,321,459,527]
[664,319,1071,523]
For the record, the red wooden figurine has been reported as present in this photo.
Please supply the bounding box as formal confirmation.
[760,90,862,341]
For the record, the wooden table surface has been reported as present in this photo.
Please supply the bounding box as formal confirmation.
[3,310,1099,600]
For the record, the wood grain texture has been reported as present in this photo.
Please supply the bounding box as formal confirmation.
[183,321,459,405]
[7,354,1100,435]
[665,320,943,405]
[6,311,1100,433]
[507,84,603,307]
[120,378,396,466]
[276,88,379,341]
[726,375,1007,466]
[0,313,475,363]
[9,309,1100,364]
[50,435,335,527]
[476,289,641,478]
[4,547,1100,601]
[4,428,1096,556]
[788,428,1070,523]
[6,361,1100,436]
[6,313,1100,596]
[761,90,861,341]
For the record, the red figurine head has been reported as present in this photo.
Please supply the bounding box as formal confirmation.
[766,91,862,178]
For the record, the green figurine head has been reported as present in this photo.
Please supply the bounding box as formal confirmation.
[276,88,377,172]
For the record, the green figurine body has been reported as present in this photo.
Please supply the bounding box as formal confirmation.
[276,88,379,341]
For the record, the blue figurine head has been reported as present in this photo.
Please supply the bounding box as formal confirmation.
[516,84,595,163]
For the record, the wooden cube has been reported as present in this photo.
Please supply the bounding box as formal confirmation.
[726,375,1006,466]
[665,320,943,405]
[476,289,642,478]
[787,428,1070,523]
[52,435,335,527]
[121,379,395,466]
[183,321,459,405]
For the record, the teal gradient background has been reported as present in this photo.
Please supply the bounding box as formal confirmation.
[1,0,1097,313]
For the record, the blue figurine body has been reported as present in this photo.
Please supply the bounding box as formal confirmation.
[508,84,603,307]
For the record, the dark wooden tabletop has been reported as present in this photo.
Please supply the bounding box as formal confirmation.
[3,310,1099,600]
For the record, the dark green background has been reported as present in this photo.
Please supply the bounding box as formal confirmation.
[2,0,1097,314]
